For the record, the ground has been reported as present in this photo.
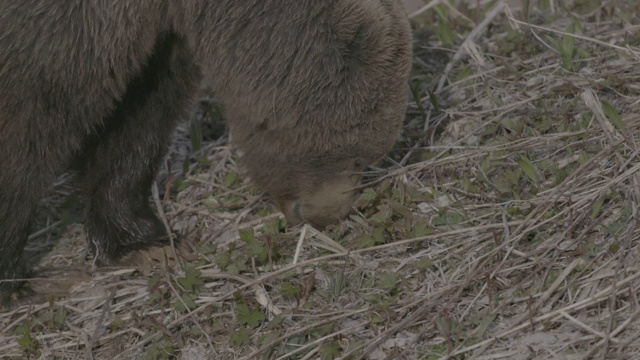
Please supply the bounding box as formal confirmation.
[1,0,640,359]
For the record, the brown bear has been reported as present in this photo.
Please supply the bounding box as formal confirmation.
[0,0,412,297]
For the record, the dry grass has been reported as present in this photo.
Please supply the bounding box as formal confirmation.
[2,0,640,359]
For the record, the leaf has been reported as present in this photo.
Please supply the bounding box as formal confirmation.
[476,313,497,338]
[17,330,34,350]
[280,282,300,300]
[263,219,285,235]
[248,240,267,262]
[231,327,251,346]
[177,266,202,293]
[369,212,389,224]
[578,150,589,164]
[500,118,523,133]
[517,156,538,183]
[360,188,378,203]
[236,303,266,328]
[223,171,238,188]
[312,324,334,337]
[215,252,231,270]
[260,332,279,348]
[319,342,342,360]
[370,205,392,224]
[189,119,203,152]
[359,227,387,247]
[481,155,492,173]
[226,260,247,274]
[435,7,455,47]
[369,311,384,324]
[591,194,606,219]
[609,240,621,254]
[378,272,398,293]
[601,100,626,132]
[410,80,426,117]
[194,156,211,166]
[175,293,198,313]
[570,16,584,34]
[411,223,432,238]
[359,234,374,248]
[348,214,369,226]
[239,227,255,242]
[414,258,433,270]
[147,273,162,288]
[560,25,575,60]
[53,307,67,327]
[428,90,440,112]
[173,179,192,193]
[388,200,413,219]
[586,240,599,258]
[372,227,386,245]
[455,67,475,82]
[463,175,476,193]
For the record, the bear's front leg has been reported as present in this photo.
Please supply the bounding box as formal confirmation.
[80,33,200,265]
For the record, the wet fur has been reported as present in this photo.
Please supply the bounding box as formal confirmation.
[0,0,412,296]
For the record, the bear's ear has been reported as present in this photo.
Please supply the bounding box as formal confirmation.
[337,23,365,64]
[244,117,270,139]
[330,0,389,68]
[256,117,270,132]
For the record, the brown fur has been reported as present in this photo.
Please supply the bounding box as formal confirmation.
[0,0,412,296]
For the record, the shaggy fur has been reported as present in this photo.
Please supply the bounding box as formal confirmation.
[0,0,412,296]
